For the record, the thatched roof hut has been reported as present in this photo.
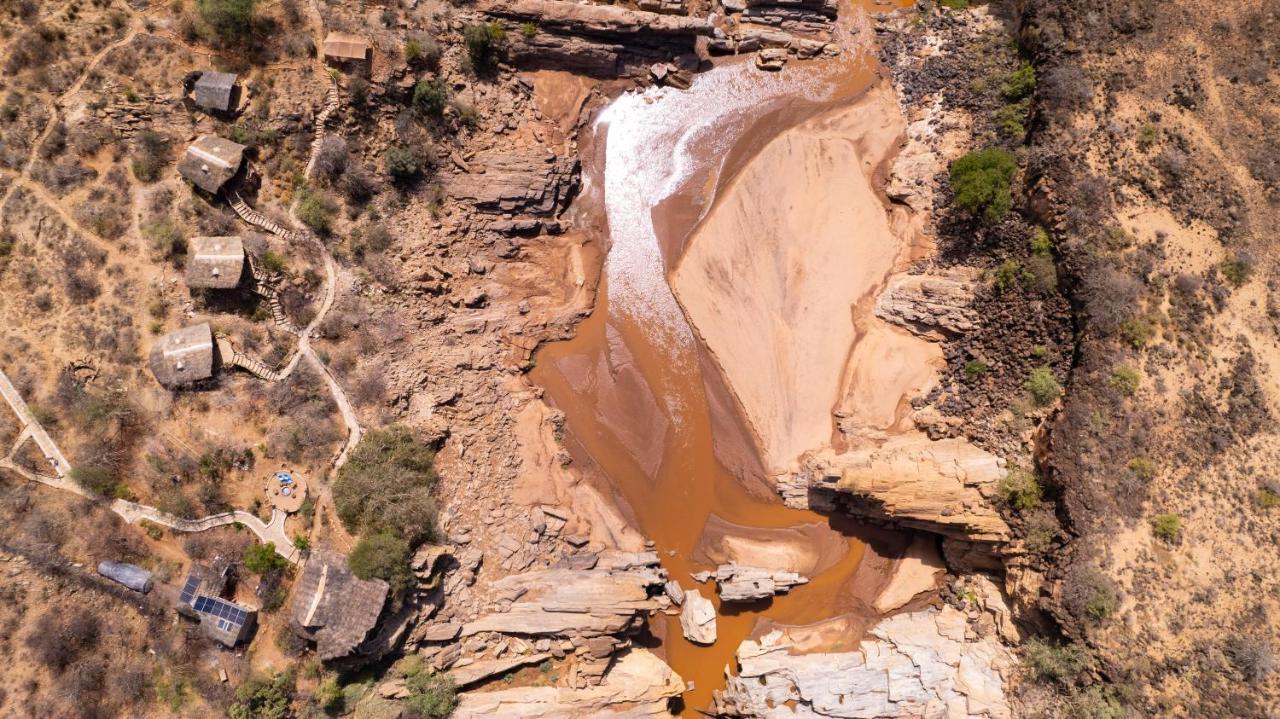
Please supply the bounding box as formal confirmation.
[322,32,372,68]
[291,548,389,662]
[148,323,216,388]
[178,135,246,194]
[193,71,239,113]
[186,236,245,289]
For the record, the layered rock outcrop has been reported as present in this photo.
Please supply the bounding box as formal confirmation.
[710,563,808,602]
[874,270,980,340]
[784,437,1010,544]
[713,606,1014,718]
[444,150,580,216]
[482,0,711,77]
[453,648,683,718]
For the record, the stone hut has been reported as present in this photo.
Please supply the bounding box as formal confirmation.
[186,236,246,289]
[149,323,217,388]
[290,548,389,663]
[178,560,257,647]
[192,71,240,113]
[322,32,372,73]
[178,135,246,194]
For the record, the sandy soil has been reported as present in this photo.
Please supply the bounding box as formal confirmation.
[671,81,939,475]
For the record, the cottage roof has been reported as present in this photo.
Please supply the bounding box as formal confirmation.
[291,549,389,661]
[177,135,246,194]
[193,71,238,112]
[322,32,371,61]
[186,236,245,289]
[148,323,216,387]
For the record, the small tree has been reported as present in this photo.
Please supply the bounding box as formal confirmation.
[243,542,288,574]
[404,668,458,719]
[296,186,335,235]
[228,671,293,719]
[463,22,506,72]
[333,426,439,543]
[997,466,1042,511]
[385,145,423,183]
[1109,365,1141,396]
[1026,367,1061,406]
[196,0,256,46]
[950,148,1018,224]
[413,77,449,118]
[1152,513,1181,543]
[348,531,413,595]
[71,464,118,496]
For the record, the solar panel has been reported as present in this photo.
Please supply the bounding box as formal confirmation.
[179,576,200,605]
[192,595,248,626]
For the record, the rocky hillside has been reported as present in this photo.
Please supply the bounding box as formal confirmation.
[1015,0,1280,715]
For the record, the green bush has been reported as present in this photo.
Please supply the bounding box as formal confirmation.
[997,465,1042,511]
[333,426,439,544]
[1024,254,1058,294]
[1029,227,1052,256]
[1000,63,1036,101]
[1220,254,1252,288]
[413,77,449,117]
[1259,487,1280,508]
[993,102,1026,140]
[1126,457,1156,481]
[404,35,442,69]
[296,186,335,235]
[1026,367,1061,406]
[1023,636,1091,684]
[228,671,293,719]
[520,21,538,38]
[196,0,256,46]
[1152,513,1181,542]
[1064,687,1130,719]
[938,0,969,8]
[963,360,989,380]
[349,531,414,595]
[463,22,506,72]
[262,250,287,273]
[1109,365,1141,396]
[71,465,119,496]
[1119,316,1155,349]
[402,661,458,719]
[950,148,1018,224]
[994,259,1020,291]
[385,144,423,182]
[315,677,344,712]
[243,542,288,574]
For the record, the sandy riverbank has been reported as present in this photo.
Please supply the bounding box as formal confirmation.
[670,80,943,478]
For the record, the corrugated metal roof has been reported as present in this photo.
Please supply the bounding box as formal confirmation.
[322,32,371,61]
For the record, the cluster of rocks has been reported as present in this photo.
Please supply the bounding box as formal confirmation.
[875,269,981,340]
[411,550,672,688]
[483,0,711,78]
[443,149,580,217]
[713,605,1015,718]
[708,0,844,71]
[694,563,809,602]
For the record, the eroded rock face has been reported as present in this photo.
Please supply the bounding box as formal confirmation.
[679,588,717,645]
[482,0,711,77]
[712,563,808,602]
[713,606,1014,719]
[874,270,980,340]
[444,150,580,216]
[454,648,683,718]
[460,550,669,638]
[783,436,1011,543]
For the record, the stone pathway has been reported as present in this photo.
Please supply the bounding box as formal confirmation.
[0,366,299,562]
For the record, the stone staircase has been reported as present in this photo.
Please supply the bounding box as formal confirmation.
[303,77,341,179]
[249,260,300,333]
[229,193,297,239]
[216,336,285,382]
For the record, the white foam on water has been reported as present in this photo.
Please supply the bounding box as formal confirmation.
[596,64,833,348]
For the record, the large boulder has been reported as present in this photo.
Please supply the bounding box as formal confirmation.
[679,589,717,645]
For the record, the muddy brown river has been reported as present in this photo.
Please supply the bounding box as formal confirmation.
[530,9,912,712]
